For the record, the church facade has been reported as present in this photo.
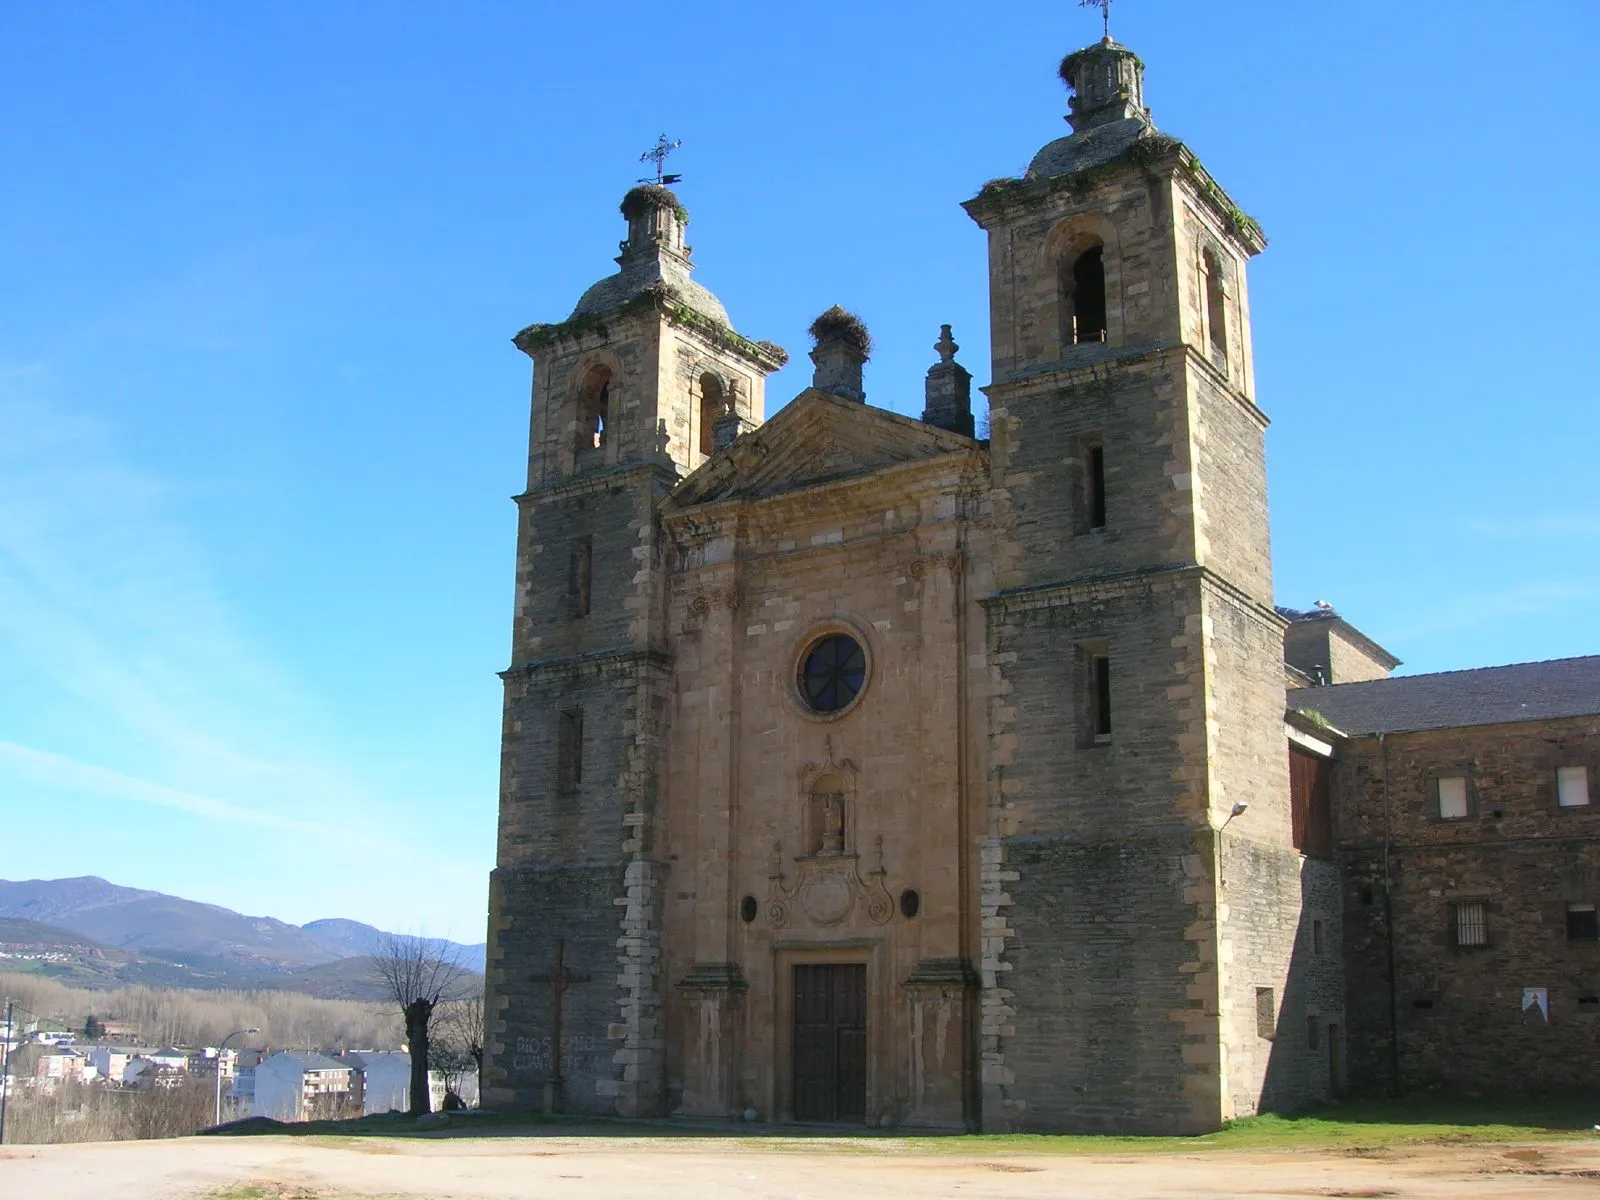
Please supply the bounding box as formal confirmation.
[482,35,1336,1134]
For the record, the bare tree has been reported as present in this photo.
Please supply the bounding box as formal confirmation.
[369,934,464,1116]
[434,992,485,1106]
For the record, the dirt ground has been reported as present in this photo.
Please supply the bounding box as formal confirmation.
[2,1132,1599,1199]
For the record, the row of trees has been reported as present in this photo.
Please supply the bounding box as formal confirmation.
[0,972,403,1049]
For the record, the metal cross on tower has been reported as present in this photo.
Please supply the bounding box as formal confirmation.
[1080,0,1112,40]
[529,938,591,1111]
[638,133,683,185]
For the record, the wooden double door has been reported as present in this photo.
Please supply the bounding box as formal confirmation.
[793,963,867,1122]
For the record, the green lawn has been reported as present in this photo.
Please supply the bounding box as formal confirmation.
[210,1095,1600,1154]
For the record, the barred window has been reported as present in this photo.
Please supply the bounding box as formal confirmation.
[1454,901,1488,947]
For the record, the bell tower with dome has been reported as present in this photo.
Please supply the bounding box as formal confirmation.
[484,183,786,1118]
[963,32,1308,1133]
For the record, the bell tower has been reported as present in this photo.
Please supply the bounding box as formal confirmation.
[964,35,1311,1132]
[484,183,785,1118]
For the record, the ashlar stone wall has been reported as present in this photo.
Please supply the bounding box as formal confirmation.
[1335,716,1600,1094]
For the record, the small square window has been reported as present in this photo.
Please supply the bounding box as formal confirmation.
[1558,765,1591,808]
[1437,775,1470,820]
[1568,903,1599,942]
[1454,901,1488,947]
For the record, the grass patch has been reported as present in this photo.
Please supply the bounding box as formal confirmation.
[204,1184,408,1200]
[208,1095,1600,1155]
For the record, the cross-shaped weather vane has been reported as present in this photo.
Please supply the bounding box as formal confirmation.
[1080,0,1112,40]
[639,133,683,186]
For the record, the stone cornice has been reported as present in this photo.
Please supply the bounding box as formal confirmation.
[962,135,1266,255]
[984,563,1281,630]
[985,341,1269,432]
[500,646,672,680]
[660,449,987,543]
[512,286,787,374]
[514,460,680,508]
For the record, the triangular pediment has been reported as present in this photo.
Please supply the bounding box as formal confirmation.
[667,390,977,509]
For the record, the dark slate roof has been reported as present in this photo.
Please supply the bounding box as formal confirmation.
[1287,655,1600,735]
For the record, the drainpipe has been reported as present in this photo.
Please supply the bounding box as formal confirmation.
[1380,732,1401,1095]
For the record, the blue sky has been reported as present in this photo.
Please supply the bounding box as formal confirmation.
[1,1,1595,937]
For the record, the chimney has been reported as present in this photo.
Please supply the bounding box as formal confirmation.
[808,305,871,403]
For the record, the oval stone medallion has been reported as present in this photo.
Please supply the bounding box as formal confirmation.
[799,872,854,925]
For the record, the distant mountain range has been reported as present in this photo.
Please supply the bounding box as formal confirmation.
[0,876,485,999]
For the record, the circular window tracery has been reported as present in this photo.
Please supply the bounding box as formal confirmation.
[798,633,867,714]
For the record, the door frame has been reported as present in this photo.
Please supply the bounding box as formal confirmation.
[772,941,880,1124]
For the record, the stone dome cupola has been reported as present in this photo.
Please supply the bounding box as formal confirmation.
[1059,38,1148,133]
[620,184,689,262]
[1025,36,1155,181]
[568,184,730,326]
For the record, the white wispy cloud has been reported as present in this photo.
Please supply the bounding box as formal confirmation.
[0,741,345,837]
[1382,580,1600,645]
[0,364,475,917]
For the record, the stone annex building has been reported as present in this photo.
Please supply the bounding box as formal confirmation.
[481,34,1600,1133]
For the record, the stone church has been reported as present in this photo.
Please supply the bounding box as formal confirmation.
[482,33,1329,1134]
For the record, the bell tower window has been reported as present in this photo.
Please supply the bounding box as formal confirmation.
[576,365,612,455]
[1203,248,1228,359]
[1061,243,1107,347]
[698,373,724,458]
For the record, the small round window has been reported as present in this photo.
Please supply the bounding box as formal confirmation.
[798,634,866,714]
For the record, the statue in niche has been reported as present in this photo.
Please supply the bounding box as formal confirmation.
[819,791,845,856]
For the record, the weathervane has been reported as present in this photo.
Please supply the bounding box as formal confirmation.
[638,133,683,186]
[1080,0,1112,40]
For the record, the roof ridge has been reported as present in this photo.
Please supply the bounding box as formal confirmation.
[1313,653,1600,691]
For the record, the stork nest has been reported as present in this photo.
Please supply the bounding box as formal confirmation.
[620,184,688,225]
[808,305,872,358]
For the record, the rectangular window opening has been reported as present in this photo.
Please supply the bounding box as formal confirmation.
[1558,765,1591,808]
[1578,996,1600,1008]
[1454,900,1488,947]
[568,537,593,618]
[557,708,584,794]
[1436,775,1470,820]
[1413,998,1434,1010]
[1255,986,1276,1040]
[1306,1014,1321,1051]
[1086,441,1107,531]
[1089,651,1112,744]
[1567,903,1599,942]
[1311,918,1325,955]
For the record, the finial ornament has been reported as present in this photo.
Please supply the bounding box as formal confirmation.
[638,133,683,185]
[1080,0,1112,40]
[935,324,959,365]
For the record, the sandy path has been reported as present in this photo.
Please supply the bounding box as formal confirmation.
[1,1134,1598,1199]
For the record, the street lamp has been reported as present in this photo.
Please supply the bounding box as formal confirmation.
[214,1028,259,1127]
